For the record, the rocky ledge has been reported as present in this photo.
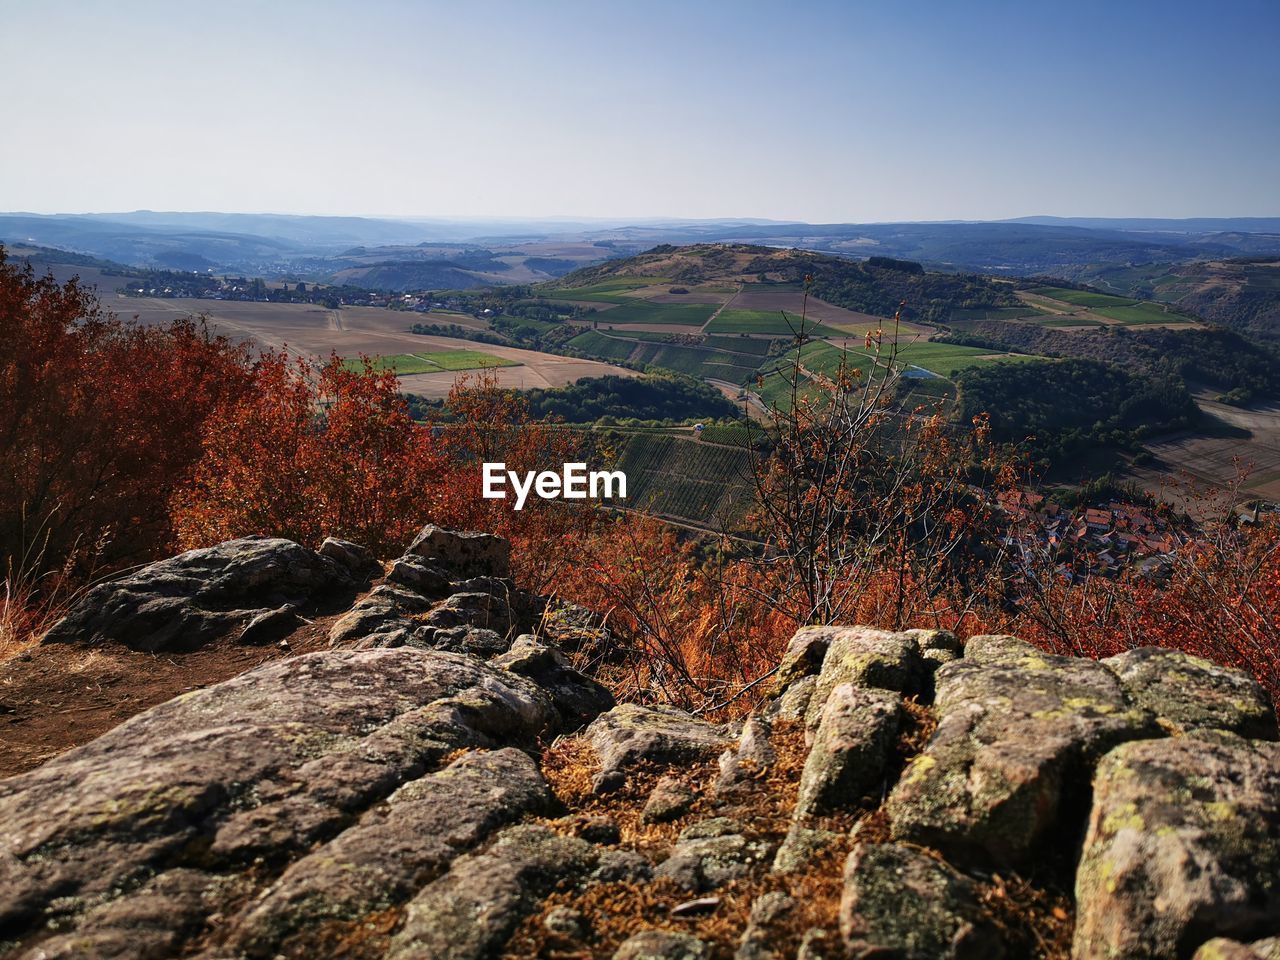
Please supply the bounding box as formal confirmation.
[1,530,1277,959]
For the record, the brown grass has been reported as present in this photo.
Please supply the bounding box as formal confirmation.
[523,698,1072,960]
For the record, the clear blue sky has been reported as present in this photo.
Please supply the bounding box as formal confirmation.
[2,0,1277,221]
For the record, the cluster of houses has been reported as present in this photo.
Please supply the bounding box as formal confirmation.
[992,489,1185,580]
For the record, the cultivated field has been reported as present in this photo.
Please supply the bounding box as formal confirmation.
[1021,286,1200,329]
[1127,395,1280,504]
[106,295,635,396]
[351,351,519,375]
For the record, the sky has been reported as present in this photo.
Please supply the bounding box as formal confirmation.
[2,0,1278,222]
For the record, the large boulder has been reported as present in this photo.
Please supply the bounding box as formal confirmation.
[1073,734,1280,960]
[0,648,571,955]
[839,842,1004,959]
[794,683,902,817]
[797,626,928,729]
[405,525,511,579]
[585,703,732,793]
[886,634,1159,867]
[1104,647,1278,740]
[42,536,353,651]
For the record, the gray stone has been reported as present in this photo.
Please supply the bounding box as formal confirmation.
[769,627,834,696]
[795,683,902,818]
[235,603,300,644]
[328,582,433,647]
[905,628,962,657]
[803,626,927,730]
[613,930,710,960]
[388,824,597,960]
[886,636,1158,866]
[643,776,699,824]
[772,823,840,874]
[42,536,353,651]
[840,842,1004,959]
[1073,736,1280,960]
[319,537,381,580]
[586,703,731,793]
[0,648,563,953]
[493,634,614,731]
[421,625,510,658]
[8,868,230,960]
[405,525,511,578]
[718,717,776,790]
[591,849,654,884]
[764,673,818,722]
[654,822,772,892]
[218,748,553,958]
[387,557,452,597]
[423,590,513,636]
[1104,646,1278,739]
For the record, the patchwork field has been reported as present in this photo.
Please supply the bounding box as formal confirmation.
[706,308,843,337]
[106,295,635,395]
[1023,286,1200,328]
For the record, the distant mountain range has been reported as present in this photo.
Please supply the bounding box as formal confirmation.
[3,211,1279,281]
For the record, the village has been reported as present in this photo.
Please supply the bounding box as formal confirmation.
[993,488,1188,581]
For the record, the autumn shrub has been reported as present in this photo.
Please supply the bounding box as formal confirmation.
[171,353,450,557]
[1010,512,1280,708]
[0,250,260,648]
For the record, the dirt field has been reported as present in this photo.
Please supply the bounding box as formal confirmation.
[1127,395,1280,504]
[105,295,636,392]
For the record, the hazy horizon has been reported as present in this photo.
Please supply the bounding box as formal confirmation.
[4,0,1278,221]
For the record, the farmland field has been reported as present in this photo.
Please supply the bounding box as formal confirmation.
[551,277,674,303]
[106,295,635,396]
[948,305,1048,322]
[706,308,843,337]
[592,301,719,326]
[1092,302,1193,325]
[349,351,519,374]
[1022,286,1201,328]
[730,283,932,336]
[610,432,755,527]
[567,331,638,362]
[1028,286,1139,309]
[567,330,763,383]
[704,335,775,355]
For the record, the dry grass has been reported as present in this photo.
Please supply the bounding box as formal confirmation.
[522,698,1072,960]
[1,569,78,661]
[520,720,865,959]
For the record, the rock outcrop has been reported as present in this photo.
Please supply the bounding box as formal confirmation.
[41,536,357,651]
[3,530,1278,959]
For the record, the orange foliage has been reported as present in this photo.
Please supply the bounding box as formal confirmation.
[172,353,449,557]
[0,251,255,578]
[1010,516,1280,707]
